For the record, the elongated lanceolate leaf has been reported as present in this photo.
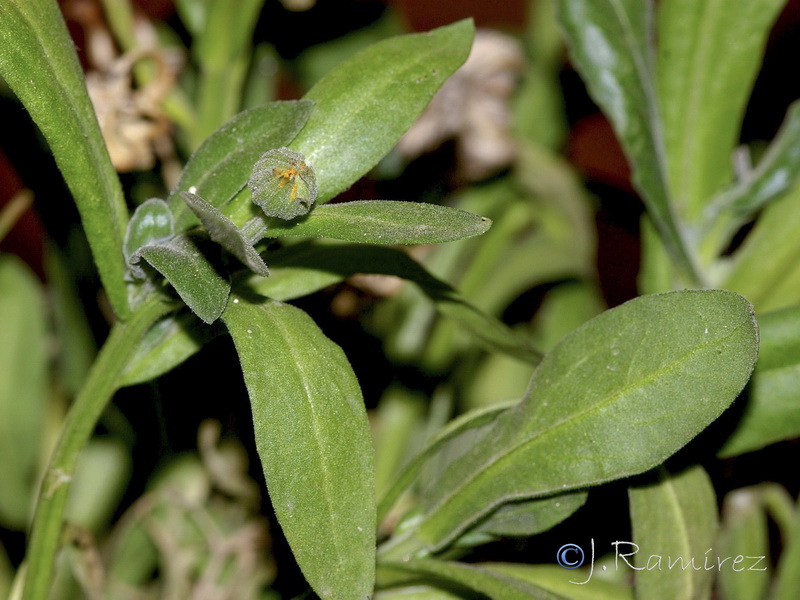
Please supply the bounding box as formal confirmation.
[168,100,314,231]
[291,20,474,203]
[0,257,47,528]
[710,101,800,222]
[223,297,376,600]
[0,0,130,316]
[380,560,568,600]
[720,305,800,457]
[555,0,698,283]
[181,192,269,276]
[262,201,491,245]
[629,466,718,600]
[136,236,229,324]
[483,564,634,600]
[657,0,785,221]
[382,290,757,557]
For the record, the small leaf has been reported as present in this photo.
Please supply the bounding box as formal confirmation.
[168,100,314,231]
[629,466,718,600]
[181,191,269,276]
[124,199,175,279]
[262,200,491,245]
[0,0,130,315]
[249,148,318,220]
[379,560,568,600]
[383,290,758,556]
[291,20,474,203]
[223,297,376,600]
[555,0,699,283]
[0,256,47,529]
[136,236,229,324]
[720,305,800,457]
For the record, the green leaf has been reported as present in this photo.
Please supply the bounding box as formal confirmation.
[136,236,229,324]
[290,20,474,203]
[774,494,800,600]
[720,305,800,457]
[657,0,785,222]
[468,491,587,540]
[379,560,569,600]
[124,199,175,278]
[717,488,771,600]
[555,0,699,284]
[249,148,318,220]
[222,297,375,600]
[705,101,800,253]
[271,201,498,248]
[168,100,314,231]
[722,182,800,312]
[262,200,491,245]
[0,256,47,529]
[374,586,465,600]
[254,242,540,364]
[0,0,130,316]
[378,402,514,524]
[382,290,757,557]
[181,192,269,276]
[482,564,634,600]
[119,240,539,387]
[120,312,221,387]
[629,466,717,600]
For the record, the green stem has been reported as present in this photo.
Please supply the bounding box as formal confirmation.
[22,297,172,600]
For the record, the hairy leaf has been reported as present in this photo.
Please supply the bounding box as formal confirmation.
[0,0,130,315]
[181,192,269,276]
[168,100,313,231]
[291,20,474,202]
[124,199,175,278]
[136,236,229,324]
[223,297,375,600]
[383,290,757,556]
[262,200,491,245]
[629,466,717,600]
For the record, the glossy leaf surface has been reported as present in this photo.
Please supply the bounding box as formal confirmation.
[0,0,130,315]
[223,297,375,600]
[262,200,491,245]
[124,199,175,278]
[290,20,474,202]
[720,305,800,456]
[556,0,697,282]
[168,100,313,231]
[136,236,229,324]
[386,290,757,555]
[629,466,717,600]
[657,0,785,221]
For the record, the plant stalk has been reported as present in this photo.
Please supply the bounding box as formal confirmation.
[22,297,173,600]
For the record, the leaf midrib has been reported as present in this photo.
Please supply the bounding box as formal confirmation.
[420,323,744,546]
